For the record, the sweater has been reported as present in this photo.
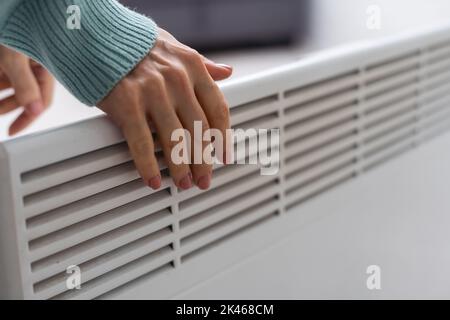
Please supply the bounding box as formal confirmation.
[0,0,158,106]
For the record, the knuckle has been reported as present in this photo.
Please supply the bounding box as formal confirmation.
[145,70,164,85]
[183,49,203,66]
[197,79,217,92]
[182,47,199,57]
[189,48,200,56]
[146,72,166,93]
[118,78,136,94]
[120,76,133,87]
[165,66,189,87]
[191,53,204,67]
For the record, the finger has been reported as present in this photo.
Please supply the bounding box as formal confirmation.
[32,64,55,107]
[146,87,193,190]
[175,90,213,190]
[5,60,44,113]
[0,95,19,115]
[202,57,233,81]
[194,73,231,166]
[121,112,161,190]
[8,108,42,136]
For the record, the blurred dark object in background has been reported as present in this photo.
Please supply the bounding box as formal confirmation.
[120,0,308,52]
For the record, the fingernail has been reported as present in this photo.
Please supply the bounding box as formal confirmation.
[27,101,43,115]
[197,174,211,190]
[216,63,233,70]
[178,174,193,190]
[148,175,161,190]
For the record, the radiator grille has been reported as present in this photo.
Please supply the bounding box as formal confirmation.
[3,28,450,299]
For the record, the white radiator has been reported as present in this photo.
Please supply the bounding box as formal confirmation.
[1,23,450,300]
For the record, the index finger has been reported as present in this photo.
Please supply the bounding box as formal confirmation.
[194,75,231,164]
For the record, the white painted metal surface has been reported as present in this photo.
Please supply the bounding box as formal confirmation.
[176,131,450,299]
[2,23,450,299]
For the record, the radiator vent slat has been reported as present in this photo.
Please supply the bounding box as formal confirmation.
[362,135,416,172]
[34,229,174,298]
[180,180,279,239]
[23,152,166,219]
[286,104,357,138]
[285,164,356,206]
[25,180,171,239]
[21,142,131,196]
[363,53,420,83]
[52,247,175,300]
[285,151,357,191]
[362,108,417,144]
[230,95,279,126]
[363,95,417,128]
[30,208,173,271]
[180,199,279,257]
[285,89,358,125]
[179,170,276,218]
[364,69,418,99]
[286,143,357,176]
[180,180,277,228]
[285,119,357,152]
[284,71,359,104]
[363,82,417,114]
[26,186,173,241]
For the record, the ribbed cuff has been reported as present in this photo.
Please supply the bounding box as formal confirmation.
[0,0,158,106]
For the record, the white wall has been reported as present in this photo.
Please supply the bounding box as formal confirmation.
[307,0,450,49]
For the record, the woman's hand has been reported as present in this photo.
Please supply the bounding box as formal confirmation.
[98,28,233,191]
[0,45,55,136]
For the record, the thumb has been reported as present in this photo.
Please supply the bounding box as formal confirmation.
[202,57,233,81]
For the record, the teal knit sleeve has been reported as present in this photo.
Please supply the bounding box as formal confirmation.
[0,0,158,106]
